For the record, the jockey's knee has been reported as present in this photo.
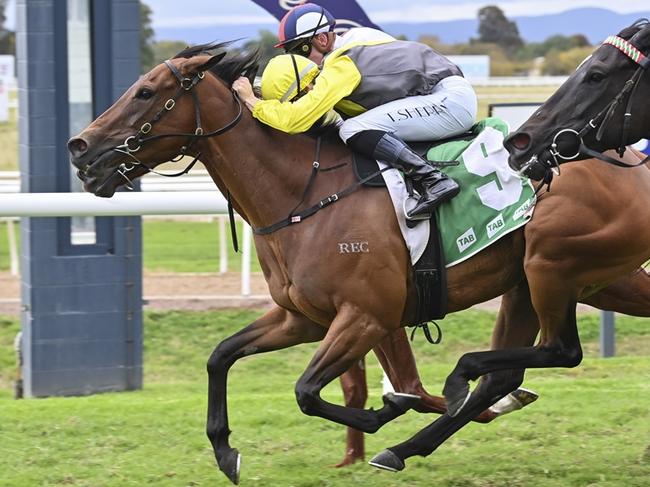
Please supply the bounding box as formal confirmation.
[339,118,365,144]
[344,129,387,157]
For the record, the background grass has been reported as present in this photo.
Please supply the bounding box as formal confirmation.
[0,309,648,486]
[142,219,261,273]
[0,220,260,273]
[0,107,17,171]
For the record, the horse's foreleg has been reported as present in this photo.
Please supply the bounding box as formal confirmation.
[337,360,367,467]
[581,268,650,316]
[206,306,325,485]
[294,307,418,433]
[444,274,582,418]
[372,328,448,416]
[369,282,539,472]
[372,327,531,423]
[370,367,527,472]
[486,280,541,416]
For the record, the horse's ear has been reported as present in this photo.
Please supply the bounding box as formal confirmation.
[631,21,650,50]
[197,52,227,73]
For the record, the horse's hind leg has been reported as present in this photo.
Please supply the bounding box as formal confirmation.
[337,360,367,467]
[207,306,326,485]
[294,306,420,433]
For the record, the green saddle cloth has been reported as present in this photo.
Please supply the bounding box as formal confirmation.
[426,117,536,267]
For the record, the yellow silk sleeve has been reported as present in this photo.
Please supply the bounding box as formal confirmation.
[252,55,361,134]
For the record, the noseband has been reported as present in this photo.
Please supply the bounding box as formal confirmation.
[110,60,243,189]
[525,35,650,178]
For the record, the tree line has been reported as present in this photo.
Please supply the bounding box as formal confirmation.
[420,5,593,76]
[141,4,594,76]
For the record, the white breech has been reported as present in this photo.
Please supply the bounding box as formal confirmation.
[338,76,478,143]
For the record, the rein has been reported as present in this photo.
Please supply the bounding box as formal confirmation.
[540,35,650,176]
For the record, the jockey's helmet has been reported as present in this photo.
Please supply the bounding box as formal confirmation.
[275,3,336,49]
[261,54,320,102]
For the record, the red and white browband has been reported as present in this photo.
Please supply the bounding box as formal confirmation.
[603,35,650,68]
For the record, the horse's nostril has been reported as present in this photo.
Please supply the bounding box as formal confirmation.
[68,137,89,157]
[508,133,531,152]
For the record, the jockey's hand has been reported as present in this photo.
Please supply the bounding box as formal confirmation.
[232,77,259,111]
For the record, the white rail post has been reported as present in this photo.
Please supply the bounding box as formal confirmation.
[7,218,18,276]
[218,215,227,274]
[241,221,252,297]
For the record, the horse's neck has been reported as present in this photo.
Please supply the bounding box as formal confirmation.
[203,166,250,222]
[201,122,350,229]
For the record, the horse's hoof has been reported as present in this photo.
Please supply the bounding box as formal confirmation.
[511,387,539,407]
[489,387,539,416]
[217,448,241,485]
[369,449,405,472]
[445,388,471,418]
[383,392,421,414]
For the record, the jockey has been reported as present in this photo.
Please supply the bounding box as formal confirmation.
[233,3,478,218]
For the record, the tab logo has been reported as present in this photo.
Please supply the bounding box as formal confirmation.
[456,228,476,253]
[513,198,533,220]
[486,213,505,239]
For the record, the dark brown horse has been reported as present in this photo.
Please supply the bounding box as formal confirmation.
[67,44,650,482]
[504,19,650,179]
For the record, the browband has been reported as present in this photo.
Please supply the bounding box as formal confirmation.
[603,35,650,68]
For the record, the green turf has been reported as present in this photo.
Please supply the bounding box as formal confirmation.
[0,109,18,172]
[142,220,260,273]
[0,219,18,272]
[0,309,648,486]
[0,220,259,273]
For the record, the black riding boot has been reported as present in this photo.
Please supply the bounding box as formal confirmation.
[371,132,459,217]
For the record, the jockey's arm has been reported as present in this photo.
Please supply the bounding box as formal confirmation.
[251,55,361,134]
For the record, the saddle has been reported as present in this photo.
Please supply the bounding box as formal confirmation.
[352,149,453,326]
[351,119,537,327]
[351,130,477,325]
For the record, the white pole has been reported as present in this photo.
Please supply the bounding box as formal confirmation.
[241,221,251,297]
[7,218,18,276]
[0,192,228,217]
[218,215,227,274]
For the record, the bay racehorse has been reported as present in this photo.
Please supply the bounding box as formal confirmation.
[67,44,650,481]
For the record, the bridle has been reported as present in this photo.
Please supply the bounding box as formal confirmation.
[521,34,650,178]
[109,59,243,189]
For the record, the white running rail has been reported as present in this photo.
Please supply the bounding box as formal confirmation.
[0,191,253,296]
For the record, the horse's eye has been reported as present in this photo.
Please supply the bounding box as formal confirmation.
[587,72,605,83]
[136,88,154,100]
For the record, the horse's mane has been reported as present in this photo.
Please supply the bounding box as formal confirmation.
[618,18,649,40]
[173,41,341,144]
[173,41,259,85]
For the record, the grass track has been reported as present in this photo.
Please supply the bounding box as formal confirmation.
[0,309,648,486]
[0,220,260,273]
